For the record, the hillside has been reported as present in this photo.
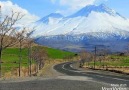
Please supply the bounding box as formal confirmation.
[1,46,75,75]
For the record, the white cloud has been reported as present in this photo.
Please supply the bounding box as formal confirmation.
[0,1,39,27]
[59,0,95,9]
[51,0,56,4]
[50,0,108,9]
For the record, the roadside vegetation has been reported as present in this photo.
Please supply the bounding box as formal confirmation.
[79,49,129,74]
[88,55,129,67]
[0,6,76,79]
[1,47,75,77]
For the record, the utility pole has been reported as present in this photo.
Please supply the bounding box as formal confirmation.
[94,46,97,69]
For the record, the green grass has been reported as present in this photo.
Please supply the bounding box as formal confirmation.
[88,55,129,67]
[46,47,75,59]
[1,47,75,74]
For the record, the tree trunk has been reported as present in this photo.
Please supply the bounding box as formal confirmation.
[28,43,30,76]
[39,60,41,70]
[30,59,31,76]
[19,41,22,77]
[29,43,32,77]
[94,46,97,69]
[37,62,39,73]
[27,42,32,77]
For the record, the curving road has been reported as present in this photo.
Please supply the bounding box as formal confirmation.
[54,62,129,88]
[0,62,129,90]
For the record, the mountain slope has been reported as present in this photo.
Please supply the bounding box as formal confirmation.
[68,4,123,18]
[37,13,64,24]
[34,4,129,52]
[34,4,129,37]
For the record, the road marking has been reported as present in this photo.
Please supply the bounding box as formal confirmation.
[62,63,84,73]
[57,76,93,81]
[95,75,104,77]
[70,64,73,68]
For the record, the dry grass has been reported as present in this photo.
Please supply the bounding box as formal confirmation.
[2,59,66,79]
[37,59,65,77]
[2,56,77,79]
[3,64,37,79]
[84,65,129,74]
[37,58,78,77]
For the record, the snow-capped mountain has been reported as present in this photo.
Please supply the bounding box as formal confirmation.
[68,4,122,18]
[34,4,129,52]
[37,13,64,24]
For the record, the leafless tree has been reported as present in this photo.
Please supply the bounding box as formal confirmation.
[32,46,48,73]
[97,48,109,69]
[0,8,24,77]
[17,29,26,77]
[79,50,92,68]
[26,30,34,76]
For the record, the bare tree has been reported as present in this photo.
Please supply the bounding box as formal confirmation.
[26,30,35,76]
[79,50,92,68]
[17,29,26,77]
[32,46,48,73]
[0,8,24,77]
[96,47,109,69]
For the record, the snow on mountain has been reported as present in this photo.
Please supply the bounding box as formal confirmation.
[34,4,129,52]
[67,4,123,18]
[34,4,129,37]
[37,13,63,24]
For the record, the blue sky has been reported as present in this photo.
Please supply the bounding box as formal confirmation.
[1,0,129,18]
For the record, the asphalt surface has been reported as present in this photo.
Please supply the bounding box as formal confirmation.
[0,79,111,90]
[54,62,129,84]
[0,62,129,90]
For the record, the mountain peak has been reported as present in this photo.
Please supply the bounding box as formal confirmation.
[38,13,63,24]
[68,4,121,18]
[48,13,64,18]
[99,3,106,7]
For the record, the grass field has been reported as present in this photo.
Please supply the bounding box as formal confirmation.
[88,55,129,67]
[85,55,129,74]
[1,47,75,74]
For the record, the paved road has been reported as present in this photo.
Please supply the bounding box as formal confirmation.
[0,78,111,90]
[0,62,129,90]
[54,62,129,84]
